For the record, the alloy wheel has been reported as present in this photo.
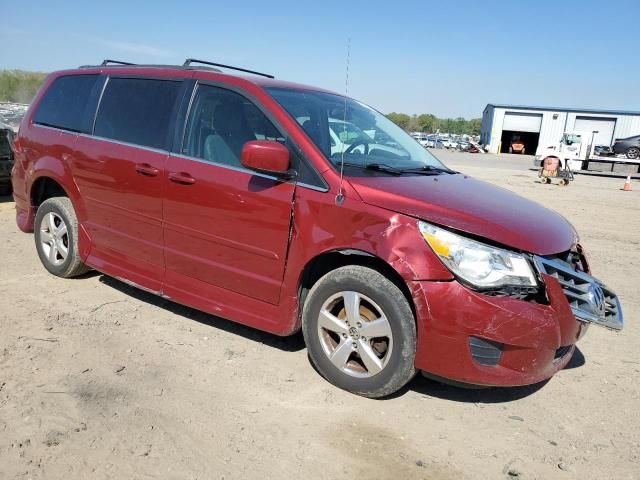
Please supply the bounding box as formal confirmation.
[317,291,393,378]
[39,212,69,266]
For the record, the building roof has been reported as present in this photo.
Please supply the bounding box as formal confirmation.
[484,103,640,117]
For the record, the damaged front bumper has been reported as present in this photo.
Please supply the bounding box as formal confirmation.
[412,254,623,387]
[534,255,623,331]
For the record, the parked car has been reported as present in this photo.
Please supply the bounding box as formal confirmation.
[425,135,445,149]
[612,135,640,159]
[411,132,430,147]
[456,140,470,151]
[0,124,14,195]
[441,137,458,149]
[509,135,526,154]
[593,145,614,157]
[11,59,623,398]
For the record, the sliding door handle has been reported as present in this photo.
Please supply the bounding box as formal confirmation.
[135,163,160,177]
[168,172,196,185]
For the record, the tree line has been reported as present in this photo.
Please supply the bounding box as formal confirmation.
[386,112,482,136]
[0,70,48,104]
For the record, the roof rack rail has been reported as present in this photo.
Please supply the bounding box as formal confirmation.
[182,58,274,79]
[100,59,135,66]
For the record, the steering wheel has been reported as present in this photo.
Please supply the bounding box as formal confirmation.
[345,139,370,155]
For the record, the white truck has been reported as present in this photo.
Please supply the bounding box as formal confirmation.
[534,131,640,175]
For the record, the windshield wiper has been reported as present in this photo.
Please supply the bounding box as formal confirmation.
[339,162,455,176]
[399,165,457,175]
[339,162,404,175]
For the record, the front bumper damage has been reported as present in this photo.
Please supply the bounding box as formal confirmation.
[413,253,623,387]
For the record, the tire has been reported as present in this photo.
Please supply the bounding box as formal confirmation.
[522,147,526,155]
[508,147,513,153]
[302,265,417,398]
[626,147,639,160]
[34,197,90,278]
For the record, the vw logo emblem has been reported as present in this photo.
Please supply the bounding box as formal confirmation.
[587,284,606,318]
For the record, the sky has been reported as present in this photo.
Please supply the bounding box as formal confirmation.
[1,0,639,119]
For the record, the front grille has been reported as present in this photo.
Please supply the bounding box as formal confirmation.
[468,336,503,366]
[534,255,623,331]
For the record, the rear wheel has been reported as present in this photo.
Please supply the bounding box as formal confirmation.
[302,266,416,398]
[34,197,90,278]
[626,147,639,159]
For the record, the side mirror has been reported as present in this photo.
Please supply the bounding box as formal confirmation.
[241,140,291,177]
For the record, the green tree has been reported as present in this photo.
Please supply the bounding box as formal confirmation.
[386,111,483,136]
[386,112,411,130]
[0,70,48,103]
[416,114,436,133]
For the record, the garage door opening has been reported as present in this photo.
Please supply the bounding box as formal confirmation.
[500,130,539,155]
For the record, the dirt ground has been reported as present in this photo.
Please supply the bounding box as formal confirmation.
[1,155,638,480]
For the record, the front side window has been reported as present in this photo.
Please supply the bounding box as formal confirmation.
[33,74,100,133]
[266,87,448,175]
[183,84,283,167]
[182,84,324,186]
[94,78,182,150]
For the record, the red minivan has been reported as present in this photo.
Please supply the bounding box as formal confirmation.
[11,59,623,397]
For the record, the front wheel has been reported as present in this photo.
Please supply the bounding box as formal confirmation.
[34,197,90,278]
[302,266,416,398]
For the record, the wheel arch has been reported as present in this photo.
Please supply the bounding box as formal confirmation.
[297,249,417,321]
[28,171,91,261]
[31,175,70,206]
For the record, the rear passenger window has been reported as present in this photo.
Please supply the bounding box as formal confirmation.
[33,75,100,133]
[94,78,181,150]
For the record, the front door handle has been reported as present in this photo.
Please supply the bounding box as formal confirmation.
[135,163,160,177]
[168,172,196,185]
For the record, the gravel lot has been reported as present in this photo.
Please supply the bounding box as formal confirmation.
[0,152,638,479]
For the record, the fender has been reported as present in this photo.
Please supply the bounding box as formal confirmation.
[275,185,454,334]
[28,156,93,261]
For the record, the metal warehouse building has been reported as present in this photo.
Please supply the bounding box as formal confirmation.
[480,104,640,155]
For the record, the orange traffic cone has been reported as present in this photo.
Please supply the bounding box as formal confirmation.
[623,176,632,191]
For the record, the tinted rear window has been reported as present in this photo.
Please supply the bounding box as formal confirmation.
[94,78,181,150]
[33,75,100,133]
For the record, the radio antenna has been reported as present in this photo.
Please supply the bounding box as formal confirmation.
[335,37,351,205]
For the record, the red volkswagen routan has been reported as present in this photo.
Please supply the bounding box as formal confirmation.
[11,59,623,397]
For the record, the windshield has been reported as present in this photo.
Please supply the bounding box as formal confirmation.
[266,87,447,172]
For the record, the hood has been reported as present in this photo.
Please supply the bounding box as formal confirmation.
[348,173,576,255]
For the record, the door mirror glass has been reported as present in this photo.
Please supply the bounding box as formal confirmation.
[241,140,290,175]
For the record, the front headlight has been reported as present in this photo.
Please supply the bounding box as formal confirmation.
[418,221,537,289]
